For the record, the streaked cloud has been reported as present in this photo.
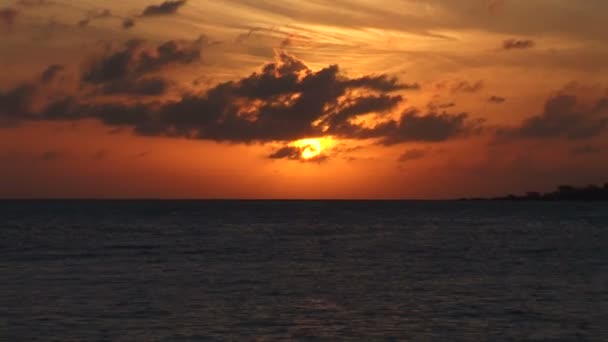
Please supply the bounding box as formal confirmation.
[398,148,429,162]
[141,0,187,17]
[503,39,535,50]
[488,96,506,104]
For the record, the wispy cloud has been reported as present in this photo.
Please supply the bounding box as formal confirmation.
[141,0,187,17]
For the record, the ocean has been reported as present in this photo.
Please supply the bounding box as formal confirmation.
[1,200,607,341]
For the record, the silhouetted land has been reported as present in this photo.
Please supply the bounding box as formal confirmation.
[465,183,608,201]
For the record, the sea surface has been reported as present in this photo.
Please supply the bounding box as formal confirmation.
[1,200,607,341]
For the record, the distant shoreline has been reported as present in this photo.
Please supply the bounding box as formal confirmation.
[461,183,608,202]
[1,184,608,202]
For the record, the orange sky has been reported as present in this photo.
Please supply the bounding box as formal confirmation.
[1,0,607,198]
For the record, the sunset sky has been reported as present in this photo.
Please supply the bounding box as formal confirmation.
[1,0,607,198]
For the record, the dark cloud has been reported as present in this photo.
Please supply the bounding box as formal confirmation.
[451,80,484,93]
[33,52,412,142]
[83,39,201,83]
[427,101,456,111]
[122,18,135,29]
[41,64,64,83]
[280,36,292,48]
[324,94,403,128]
[503,39,535,50]
[488,96,506,103]
[438,102,456,109]
[152,53,407,142]
[99,77,170,96]
[81,41,141,84]
[141,0,187,16]
[40,99,153,128]
[572,145,601,156]
[136,39,201,74]
[398,148,429,162]
[344,75,419,92]
[0,7,18,29]
[368,109,484,145]
[497,94,608,141]
[268,146,301,160]
[0,84,35,124]
[4,52,478,146]
[81,38,202,95]
[268,145,329,163]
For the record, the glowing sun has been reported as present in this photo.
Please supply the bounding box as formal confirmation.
[292,137,332,160]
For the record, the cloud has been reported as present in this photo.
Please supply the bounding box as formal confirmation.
[398,148,429,162]
[369,109,484,145]
[81,38,202,95]
[497,94,608,141]
[81,40,141,84]
[82,39,201,83]
[147,52,410,142]
[572,145,601,156]
[268,145,329,163]
[324,94,404,128]
[77,9,112,28]
[0,7,18,29]
[0,84,35,124]
[280,36,292,48]
[451,80,484,93]
[3,51,481,147]
[503,39,535,50]
[38,52,409,141]
[122,18,135,29]
[427,101,456,111]
[141,0,187,16]
[268,146,301,160]
[488,96,506,103]
[41,64,64,83]
[344,75,419,92]
[99,77,170,96]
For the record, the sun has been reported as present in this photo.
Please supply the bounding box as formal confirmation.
[292,137,331,160]
[293,138,322,159]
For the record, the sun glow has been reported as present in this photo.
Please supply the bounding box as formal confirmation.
[292,137,333,160]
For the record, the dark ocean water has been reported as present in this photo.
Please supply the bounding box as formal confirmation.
[1,200,607,341]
